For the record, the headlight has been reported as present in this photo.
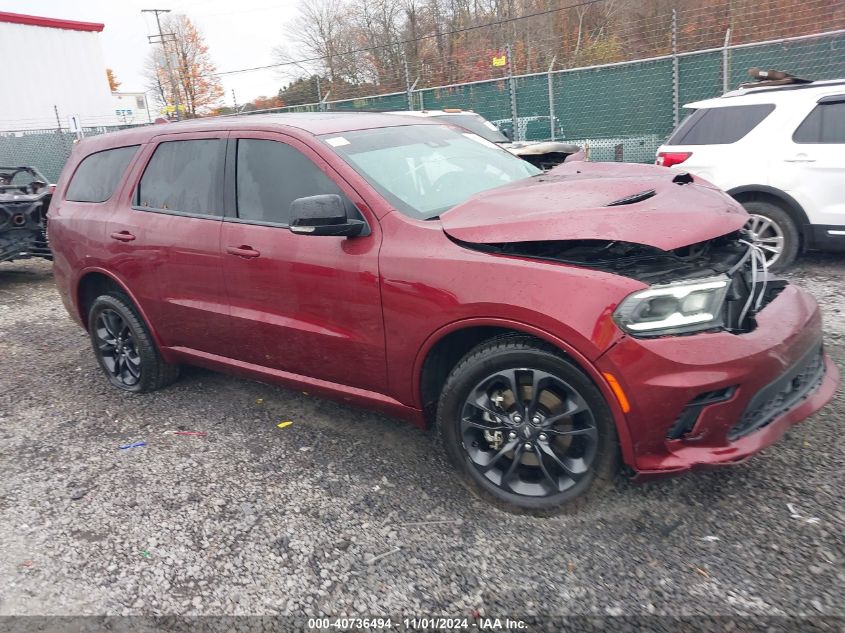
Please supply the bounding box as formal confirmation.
[613,275,730,336]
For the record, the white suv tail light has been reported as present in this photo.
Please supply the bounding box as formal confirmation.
[656,151,692,168]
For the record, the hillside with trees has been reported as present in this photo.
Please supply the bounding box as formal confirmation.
[268,0,842,101]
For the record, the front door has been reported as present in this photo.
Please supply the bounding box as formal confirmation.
[220,132,386,393]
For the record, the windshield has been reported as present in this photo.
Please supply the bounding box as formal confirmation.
[321,125,539,220]
[436,113,509,143]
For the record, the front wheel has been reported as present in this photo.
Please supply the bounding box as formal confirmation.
[436,336,618,514]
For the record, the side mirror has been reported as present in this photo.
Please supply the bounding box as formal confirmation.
[289,194,367,237]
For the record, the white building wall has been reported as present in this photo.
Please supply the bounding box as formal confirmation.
[0,21,115,130]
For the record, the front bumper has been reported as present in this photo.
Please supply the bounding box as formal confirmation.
[596,284,839,479]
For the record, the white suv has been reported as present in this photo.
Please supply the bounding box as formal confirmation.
[656,78,845,269]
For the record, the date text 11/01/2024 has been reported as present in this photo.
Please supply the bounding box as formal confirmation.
[307,617,528,630]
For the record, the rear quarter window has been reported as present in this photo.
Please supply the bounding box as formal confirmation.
[793,96,845,143]
[667,104,775,145]
[65,145,139,203]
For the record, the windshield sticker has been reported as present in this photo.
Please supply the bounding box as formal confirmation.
[325,136,351,147]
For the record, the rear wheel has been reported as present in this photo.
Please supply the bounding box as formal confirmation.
[88,293,179,393]
[436,336,618,514]
[741,200,800,271]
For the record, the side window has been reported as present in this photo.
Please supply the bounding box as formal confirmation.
[136,139,223,215]
[66,145,139,203]
[235,139,342,225]
[667,104,775,145]
[793,97,845,144]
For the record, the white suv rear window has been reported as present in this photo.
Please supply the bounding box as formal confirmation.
[667,104,775,145]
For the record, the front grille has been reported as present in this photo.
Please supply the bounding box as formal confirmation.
[729,344,825,440]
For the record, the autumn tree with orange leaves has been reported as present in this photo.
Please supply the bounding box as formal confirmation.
[106,68,121,92]
[144,14,223,117]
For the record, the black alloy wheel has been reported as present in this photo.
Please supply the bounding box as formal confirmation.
[94,308,142,387]
[437,336,617,514]
[87,292,179,393]
[461,368,598,496]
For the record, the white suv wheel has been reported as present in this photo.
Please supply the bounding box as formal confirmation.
[739,200,800,271]
[745,213,785,267]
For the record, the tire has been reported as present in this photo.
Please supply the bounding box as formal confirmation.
[87,292,179,393]
[435,335,618,515]
[741,200,800,271]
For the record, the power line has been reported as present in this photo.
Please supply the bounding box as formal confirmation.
[214,0,606,76]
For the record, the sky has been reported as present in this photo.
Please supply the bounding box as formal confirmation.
[4,0,305,107]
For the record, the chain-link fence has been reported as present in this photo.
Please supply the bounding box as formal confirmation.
[1,0,843,178]
[0,125,144,183]
[234,0,844,161]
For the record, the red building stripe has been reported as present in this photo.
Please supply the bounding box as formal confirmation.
[0,11,104,32]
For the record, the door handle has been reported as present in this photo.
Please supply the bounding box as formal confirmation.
[110,230,136,242]
[226,245,260,259]
[784,154,816,163]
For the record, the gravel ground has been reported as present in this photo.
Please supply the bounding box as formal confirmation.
[0,256,842,622]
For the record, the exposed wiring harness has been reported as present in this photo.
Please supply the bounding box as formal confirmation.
[736,239,769,328]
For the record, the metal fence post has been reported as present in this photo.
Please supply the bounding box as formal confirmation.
[722,28,732,93]
[403,55,412,110]
[672,9,679,128]
[506,43,519,141]
[403,56,420,111]
[547,57,557,141]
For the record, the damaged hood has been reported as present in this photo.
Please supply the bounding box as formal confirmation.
[503,140,581,156]
[440,161,748,251]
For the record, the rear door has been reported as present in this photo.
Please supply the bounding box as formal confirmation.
[787,94,845,227]
[105,132,231,354]
[220,131,386,392]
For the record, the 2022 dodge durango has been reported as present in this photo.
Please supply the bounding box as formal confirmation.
[48,113,839,513]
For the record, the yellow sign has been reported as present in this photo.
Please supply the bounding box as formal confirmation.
[492,54,507,67]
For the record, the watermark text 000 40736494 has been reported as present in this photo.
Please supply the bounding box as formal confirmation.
[0,616,840,633]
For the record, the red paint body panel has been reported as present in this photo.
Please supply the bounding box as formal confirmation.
[441,161,747,250]
[220,132,387,392]
[596,285,836,475]
[377,211,639,408]
[48,115,839,482]
[107,134,233,356]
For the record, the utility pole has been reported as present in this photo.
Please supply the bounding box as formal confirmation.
[232,89,238,112]
[142,8,182,121]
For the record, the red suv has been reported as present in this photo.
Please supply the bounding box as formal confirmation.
[49,114,838,513]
